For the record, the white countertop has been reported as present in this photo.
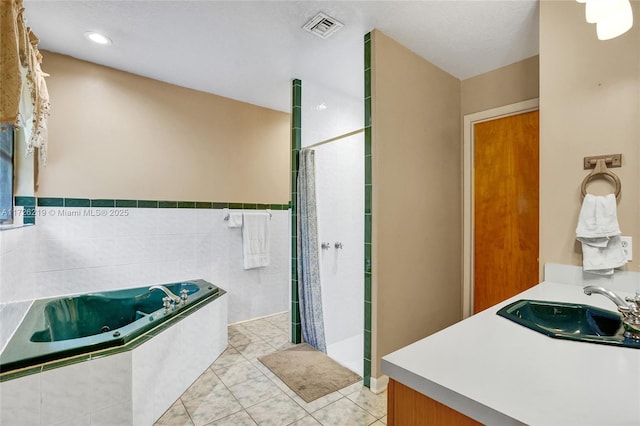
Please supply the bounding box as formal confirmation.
[381,265,640,426]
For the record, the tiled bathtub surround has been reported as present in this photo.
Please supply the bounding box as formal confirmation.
[0,204,289,324]
[0,300,32,353]
[0,292,228,425]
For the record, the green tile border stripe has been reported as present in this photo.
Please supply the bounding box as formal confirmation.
[65,198,91,208]
[37,197,64,207]
[158,200,178,208]
[22,197,286,227]
[91,199,115,208]
[116,199,137,208]
[363,32,373,389]
[290,79,302,344]
[138,200,158,208]
[34,197,287,210]
[195,201,213,209]
[14,196,35,207]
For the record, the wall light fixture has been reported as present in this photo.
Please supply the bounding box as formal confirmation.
[576,0,634,40]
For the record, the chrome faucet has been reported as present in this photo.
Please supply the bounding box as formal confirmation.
[149,285,182,304]
[584,286,640,341]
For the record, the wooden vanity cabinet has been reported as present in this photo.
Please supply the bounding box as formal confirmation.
[387,379,482,426]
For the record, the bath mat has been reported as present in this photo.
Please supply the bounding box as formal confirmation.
[258,343,361,403]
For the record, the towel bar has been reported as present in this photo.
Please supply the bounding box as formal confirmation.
[580,158,622,198]
[223,209,272,221]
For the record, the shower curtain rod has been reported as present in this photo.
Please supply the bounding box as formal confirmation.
[303,128,365,150]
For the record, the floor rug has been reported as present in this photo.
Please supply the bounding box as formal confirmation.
[258,343,362,403]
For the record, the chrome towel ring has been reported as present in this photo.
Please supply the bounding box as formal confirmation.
[581,157,622,198]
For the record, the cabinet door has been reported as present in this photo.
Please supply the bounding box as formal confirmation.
[387,379,482,425]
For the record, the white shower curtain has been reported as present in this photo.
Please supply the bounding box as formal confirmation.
[296,149,327,353]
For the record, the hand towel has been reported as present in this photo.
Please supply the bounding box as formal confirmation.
[580,235,627,275]
[576,194,626,275]
[242,212,270,269]
[227,212,243,228]
[576,194,621,240]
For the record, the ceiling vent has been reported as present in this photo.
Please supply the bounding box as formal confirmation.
[302,12,344,39]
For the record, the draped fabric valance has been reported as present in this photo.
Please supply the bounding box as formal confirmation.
[0,0,50,164]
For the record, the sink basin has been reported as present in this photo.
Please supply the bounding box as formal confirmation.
[497,299,640,349]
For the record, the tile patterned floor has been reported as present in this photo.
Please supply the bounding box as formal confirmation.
[154,313,387,426]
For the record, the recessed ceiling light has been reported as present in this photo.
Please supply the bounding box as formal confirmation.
[84,31,112,45]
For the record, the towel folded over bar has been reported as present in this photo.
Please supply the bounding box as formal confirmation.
[242,212,270,269]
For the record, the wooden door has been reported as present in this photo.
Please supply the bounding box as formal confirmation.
[473,110,539,313]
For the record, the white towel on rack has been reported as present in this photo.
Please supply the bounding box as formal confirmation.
[576,194,621,239]
[242,212,270,269]
[576,194,626,275]
[227,212,243,228]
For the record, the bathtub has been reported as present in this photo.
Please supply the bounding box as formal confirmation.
[0,279,228,425]
[1,279,222,372]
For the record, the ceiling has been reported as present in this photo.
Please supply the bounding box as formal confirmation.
[23,1,539,113]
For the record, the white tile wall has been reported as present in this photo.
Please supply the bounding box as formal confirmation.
[40,358,93,425]
[0,208,289,324]
[0,225,37,303]
[0,368,41,425]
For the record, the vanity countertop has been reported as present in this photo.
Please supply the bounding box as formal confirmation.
[381,265,640,425]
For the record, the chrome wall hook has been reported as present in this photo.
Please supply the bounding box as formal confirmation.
[334,242,343,249]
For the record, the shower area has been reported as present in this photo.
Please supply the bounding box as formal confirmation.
[314,133,364,375]
[297,80,364,376]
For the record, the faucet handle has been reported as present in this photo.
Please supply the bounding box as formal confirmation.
[625,295,640,307]
[162,296,172,310]
[180,289,189,302]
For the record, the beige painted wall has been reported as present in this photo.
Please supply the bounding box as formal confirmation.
[540,1,640,274]
[461,55,539,116]
[38,52,290,203]
[370,30,462,378]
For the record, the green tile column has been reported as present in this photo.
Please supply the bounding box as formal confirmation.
[291,79,303,344]
[363,32,373,388]
[14,196,36,224]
